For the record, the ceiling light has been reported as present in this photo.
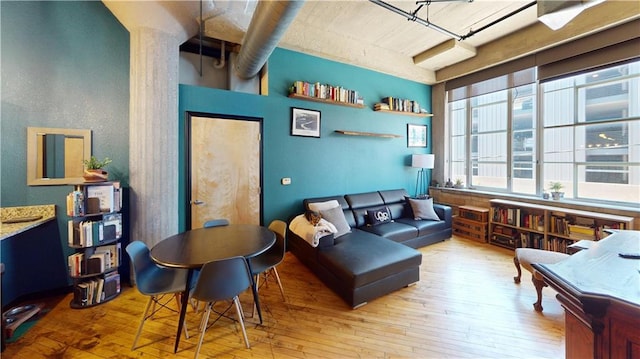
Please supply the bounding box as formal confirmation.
[537,0,606,30]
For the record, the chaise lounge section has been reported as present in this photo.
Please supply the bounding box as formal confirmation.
[288,189,452,308]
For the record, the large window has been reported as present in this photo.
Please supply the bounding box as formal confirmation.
[542,61,640,204]
[448,60,640,206]
[448,71,536,194]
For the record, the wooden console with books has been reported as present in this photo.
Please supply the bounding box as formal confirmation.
[489,199,634,254]
[66,181,123,308]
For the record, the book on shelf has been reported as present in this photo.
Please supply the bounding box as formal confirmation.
[74,275,114,306]
[68,253,84,277]
[102,213,122,240]
[86,184,117,213]
[568,224,596,240]
[379,96,421,113]
[373,103,390,111]
[95,278,105,303]
[94,242,121,269]
[66,190,85,216]
[74,282,89,306]
[85,256,102,275]
[103,272,121,298]
[290,80,363,105]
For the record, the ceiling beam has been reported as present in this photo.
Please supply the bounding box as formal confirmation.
[435,0,640,83]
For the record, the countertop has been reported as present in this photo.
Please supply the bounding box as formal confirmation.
[0,205,56,240]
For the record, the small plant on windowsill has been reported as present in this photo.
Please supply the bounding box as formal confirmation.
[83,156,112,182]
[548,181,564,200]
[454,178,464,189]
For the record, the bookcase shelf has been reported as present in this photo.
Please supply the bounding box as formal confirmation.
[488,199,634,253]
[334,130,402,138]
[373,109,433,117]
[66,181,123,309]
[288,93,365,108]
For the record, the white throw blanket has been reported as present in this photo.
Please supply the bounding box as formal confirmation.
[289,214,337,247]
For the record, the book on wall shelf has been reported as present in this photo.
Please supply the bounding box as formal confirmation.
[373,96,432,117]
[289,80,364,107]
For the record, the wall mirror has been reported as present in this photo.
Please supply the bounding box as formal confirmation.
[27,127,92,186]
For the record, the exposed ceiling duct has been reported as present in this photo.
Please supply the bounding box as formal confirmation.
[234,0,305,79]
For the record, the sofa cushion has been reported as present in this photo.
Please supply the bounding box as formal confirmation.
[308,200,340,212]
[366,206,392,226]
[360,221,418,242]
[318,230,422,288]
[320,206,351,238]
[408,197,440,221]
[395,217,448,236]
[345,192,386,227]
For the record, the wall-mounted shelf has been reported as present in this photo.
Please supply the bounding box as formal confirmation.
[334,130,402,138]
[288,94,365,109]
[373,109,433,117]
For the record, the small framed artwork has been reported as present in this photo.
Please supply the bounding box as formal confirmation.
[291,107,321,138]
[407,123,427,147]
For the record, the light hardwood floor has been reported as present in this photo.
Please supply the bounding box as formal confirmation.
[3,236,565,358]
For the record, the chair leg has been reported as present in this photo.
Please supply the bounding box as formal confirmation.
[532,274,546,312]
[250,274,261,318]
[195,303,212,359]
[233,296,250,349]
[175,294,189,339]
[272,268,285,301]
[132,296,154,350]
[513,256,522,284]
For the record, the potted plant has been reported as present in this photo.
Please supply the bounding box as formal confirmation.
[548,181,564,200]
[454,178,464,189]
[82,156,112,182]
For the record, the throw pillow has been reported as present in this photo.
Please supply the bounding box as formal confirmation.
[408,197,440,221]
[308,200,340,212]
[319,206,351,238]
[366,206,392,226]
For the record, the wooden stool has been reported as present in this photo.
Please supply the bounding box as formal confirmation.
[513,248,569,312]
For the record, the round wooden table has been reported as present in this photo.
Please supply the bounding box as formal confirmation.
[150,224,275,353]
[151,224,275,268]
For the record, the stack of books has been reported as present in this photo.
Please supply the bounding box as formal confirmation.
[373,103,390,111]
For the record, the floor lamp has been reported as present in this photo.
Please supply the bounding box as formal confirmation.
[412,154,435,198]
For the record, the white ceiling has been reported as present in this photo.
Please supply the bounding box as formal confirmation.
[104,0,640,85]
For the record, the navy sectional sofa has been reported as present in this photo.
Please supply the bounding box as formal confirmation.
[288,189,452,308]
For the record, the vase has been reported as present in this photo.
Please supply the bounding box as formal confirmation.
[83,169,108,182]
[551,191,563,200]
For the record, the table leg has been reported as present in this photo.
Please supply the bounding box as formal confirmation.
[245,261,263,324]
[174,269,193,353]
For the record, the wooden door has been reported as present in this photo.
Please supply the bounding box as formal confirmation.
[189,116,261,228]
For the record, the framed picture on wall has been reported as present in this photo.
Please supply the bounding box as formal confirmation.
[407,123,427,147]
[291,107,321,138]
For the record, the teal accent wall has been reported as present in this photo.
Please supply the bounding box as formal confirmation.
[1,1,129,285]
[2,2,431,262]
[179,48,432,228]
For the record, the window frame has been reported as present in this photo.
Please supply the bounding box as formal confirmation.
[447,60,640,208]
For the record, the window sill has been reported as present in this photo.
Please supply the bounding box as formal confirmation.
[430,186,640,216]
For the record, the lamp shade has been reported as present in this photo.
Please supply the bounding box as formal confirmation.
[411,154,435,169]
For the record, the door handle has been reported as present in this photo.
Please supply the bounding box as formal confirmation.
[192,200,205,205]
